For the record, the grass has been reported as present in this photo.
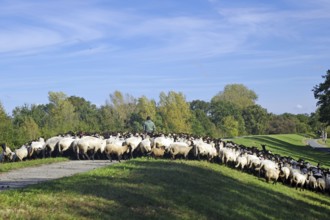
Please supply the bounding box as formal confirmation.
[231,134,330,168]
[0,158,329,220]
[0,157,69,173]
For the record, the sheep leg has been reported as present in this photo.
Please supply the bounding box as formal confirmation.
[106,154,112,162]
[118,154,122,163]
[84,152,90,160]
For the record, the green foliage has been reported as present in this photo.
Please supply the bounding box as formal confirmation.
[209,100,245,136]
[47,91,78,135]
[242,105,269,135]
[212,84,258,109]
[0,102,14,146]
[190,109,218,137]
[313,70,330,125]
[158,91,192,133]
[222,116,239,137]
[106,91,137,130]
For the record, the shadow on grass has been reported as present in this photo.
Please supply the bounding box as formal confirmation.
[24,159,330,220]
[243,136,330,167]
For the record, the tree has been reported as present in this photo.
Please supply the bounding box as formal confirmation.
[242,105,269,135]
[313,70,330,125]
[15,116,41,146]
[313,70,330,141]
[212,84,258,109]
[47,91,78,135]
[209,100,245,136]
[0,101,14,146]
[190,109,218,137]
[222,116,239,137]
[158,91,192,133]
[190,100,210,114]
[68,96,100,132]
[105,91,137,130]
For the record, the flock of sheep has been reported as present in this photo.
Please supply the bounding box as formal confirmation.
[1,131,330,195]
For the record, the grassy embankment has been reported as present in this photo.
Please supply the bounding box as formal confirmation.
[0,134,329,219]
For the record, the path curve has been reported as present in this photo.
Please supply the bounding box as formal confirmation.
[0,160,117,192]
[307,139,330,153]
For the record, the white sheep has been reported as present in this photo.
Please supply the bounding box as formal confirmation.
[168,141,193,159]
[290,170,307,190]
[45,136,63,157]
[125,135,142,158]
[29,137,45,158]
[255,159,278,177]
[279,166,291,184]
[235,152,248,170]
[153,135,174,152]
[13,145,31,161]
[193,139,218,161]
[76,136,106,160]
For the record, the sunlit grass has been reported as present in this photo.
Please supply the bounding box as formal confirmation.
[0,158,329,220]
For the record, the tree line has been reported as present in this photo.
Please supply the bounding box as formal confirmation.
[0,83,323,149]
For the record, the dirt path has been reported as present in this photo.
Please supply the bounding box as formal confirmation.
[0,160,117,192]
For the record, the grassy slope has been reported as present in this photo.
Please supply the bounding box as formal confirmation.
[1,134,330,219]
[231,134,330,168]
[0,158,329,220]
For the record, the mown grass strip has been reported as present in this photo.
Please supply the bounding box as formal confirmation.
[0,158,329,220]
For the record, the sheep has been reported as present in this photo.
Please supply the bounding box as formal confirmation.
[168,141,193,159]
[12,145,32,162]
[153,135,174,152]
[1,143,14,162]
[149,146,166,159]
[57,136,80,158]
[264,167,280,184]
[279,166,291,184]
[104,140,129,162]
[290,171,308,190]
[221,148,240,166]
[125,135,142,158]
[255,159,278,177]
[307,172,318,191]
[193,139,218,161]
[76,136,106,160]
[317,177,326,193]
[45,136,63,157]
[138,137,153,156]
[29,137,45,158]
[235,152,248,170]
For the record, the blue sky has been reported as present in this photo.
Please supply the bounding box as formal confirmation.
[0,0,329,115]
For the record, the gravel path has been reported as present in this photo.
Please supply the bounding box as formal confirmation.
[307,139,330,153]
[0,160,117,192]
